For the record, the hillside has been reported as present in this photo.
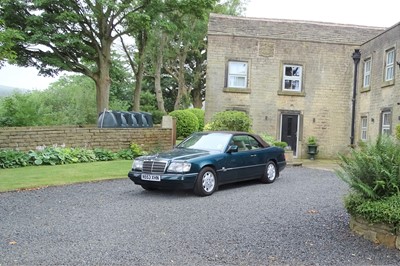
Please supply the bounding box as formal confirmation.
[0,85,30,97]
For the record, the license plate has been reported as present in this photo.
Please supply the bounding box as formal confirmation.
[141,174,161,182]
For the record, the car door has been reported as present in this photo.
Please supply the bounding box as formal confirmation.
[222,135,264,182]
[239,135,266,180]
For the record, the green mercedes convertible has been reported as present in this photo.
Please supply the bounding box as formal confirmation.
[128,131,286,196]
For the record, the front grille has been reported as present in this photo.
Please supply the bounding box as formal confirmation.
[143,160,167,174]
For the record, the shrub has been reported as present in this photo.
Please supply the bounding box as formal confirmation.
[114,143,145,161]
[396,124,400,140]
[93,148,117,161]
[68,148,97,163]
[0,149,29,168]
[116,149,134,160]
[344,193,400,229]
[206,111,251,132]
[28,147,70,166]
[169,110,199,138]
[273,141,288,148]
[0,143,148,169]
[148,110,165,125]
[130,143,145,157]
[260,133,276,145]
[336,135,400,200]
[187,108,205,131]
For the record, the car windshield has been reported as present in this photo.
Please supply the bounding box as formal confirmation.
[177,133,231,152]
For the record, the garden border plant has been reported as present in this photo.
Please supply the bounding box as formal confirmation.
[336,135,400,248]
[0,142,145,169]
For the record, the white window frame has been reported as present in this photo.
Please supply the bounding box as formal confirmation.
[227,61,248,88]
[363,58,371,88]
[381,111,391,135]
[360,116,368,141]
[384,49,395,82]
[282,64,302,92]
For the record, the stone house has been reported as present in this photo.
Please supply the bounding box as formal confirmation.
[205,14,399,159]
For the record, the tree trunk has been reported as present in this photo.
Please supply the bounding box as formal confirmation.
[191,56,203,109]
[94,77,111,114]
[174,49,189,110]
[132,30,148,112]
[93,50,111,114]
[154,32,167,113]
[132,68,143,111]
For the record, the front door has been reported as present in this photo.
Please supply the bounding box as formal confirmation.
[281,114,298,156]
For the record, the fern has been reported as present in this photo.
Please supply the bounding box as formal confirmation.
[336,135,400,200]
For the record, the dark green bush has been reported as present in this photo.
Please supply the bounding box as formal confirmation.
[338,136,400,229]
[169,110,199,138]
[344,193,400,230]
[206,111,251,132]
[187,108,205,131]
[148,110,165,125]
[336,136,400,200]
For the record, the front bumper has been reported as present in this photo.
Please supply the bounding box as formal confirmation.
[128,171,198,190]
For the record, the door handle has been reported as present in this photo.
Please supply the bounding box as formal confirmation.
[251,154,257,157]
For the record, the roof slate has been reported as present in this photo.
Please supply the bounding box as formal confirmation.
[208,14,385,45]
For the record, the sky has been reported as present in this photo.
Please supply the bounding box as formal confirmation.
[1,0,400,91]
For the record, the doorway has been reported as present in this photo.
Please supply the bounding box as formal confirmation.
[281,114,299,157]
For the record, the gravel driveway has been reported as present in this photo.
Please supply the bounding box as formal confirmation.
[1,167,400,265]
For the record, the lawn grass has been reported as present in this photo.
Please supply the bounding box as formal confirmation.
[0,160,132,192]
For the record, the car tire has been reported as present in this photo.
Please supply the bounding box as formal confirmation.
[141,184,157,191]
[261,161,278,184]
[194,167,217,196]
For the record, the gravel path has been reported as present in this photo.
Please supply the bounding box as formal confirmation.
[1,167,400,265]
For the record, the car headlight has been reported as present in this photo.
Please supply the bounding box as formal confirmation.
[132,159,143,171]
[167,162,191,173]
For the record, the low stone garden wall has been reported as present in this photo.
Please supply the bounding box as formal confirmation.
[0,125,173,152]
[350,216,400,250]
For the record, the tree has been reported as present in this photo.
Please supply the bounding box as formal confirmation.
[0,0,150,113]
[145,0,248,111]
[119,0,217,112]
[0,19,23,67]
[188,0,248,108]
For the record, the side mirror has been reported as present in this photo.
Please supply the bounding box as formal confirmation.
[227,145,239,153]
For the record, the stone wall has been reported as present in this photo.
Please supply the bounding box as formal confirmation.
[205,14,380,158]
[0,126,173,152]
[357,24,400,142]
[350,216,400,250]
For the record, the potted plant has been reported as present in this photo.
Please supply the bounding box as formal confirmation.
[307,136,318,160]
[273,141,293,163]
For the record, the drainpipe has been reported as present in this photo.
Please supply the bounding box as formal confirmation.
[350,49,361,147]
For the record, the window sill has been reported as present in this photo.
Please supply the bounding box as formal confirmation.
[381,80,395,88]
[223,87,251,94]
[360,87,371,93]
[277,91,306,97]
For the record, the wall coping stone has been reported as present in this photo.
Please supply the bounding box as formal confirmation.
[350,216,399,250]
